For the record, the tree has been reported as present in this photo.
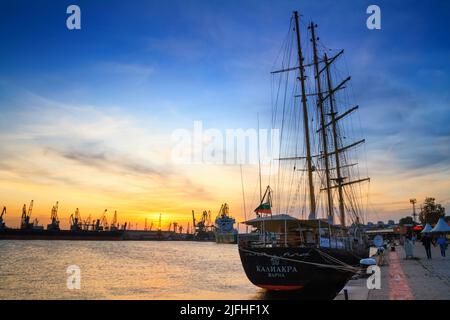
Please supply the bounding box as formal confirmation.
[399,216,414,226]
[419,197,445,225]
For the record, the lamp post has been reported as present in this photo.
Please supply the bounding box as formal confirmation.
[410,199,417,223]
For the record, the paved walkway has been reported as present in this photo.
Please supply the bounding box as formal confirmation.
[336,243,450,300]
[387,249,413,300]
[396,242,450,299]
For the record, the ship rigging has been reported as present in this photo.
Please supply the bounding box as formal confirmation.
[238,11,371,299]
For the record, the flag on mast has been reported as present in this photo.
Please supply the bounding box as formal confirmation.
[254,202,271,214]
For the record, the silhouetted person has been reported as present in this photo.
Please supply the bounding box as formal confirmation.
[404,232,414,259]
[422,234,432,259]
[436,234,447,258]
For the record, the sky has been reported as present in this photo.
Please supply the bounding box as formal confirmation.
[0,0,449,229]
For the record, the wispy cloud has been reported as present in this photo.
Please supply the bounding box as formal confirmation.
[98,62,155,79]
[0,88,226,227]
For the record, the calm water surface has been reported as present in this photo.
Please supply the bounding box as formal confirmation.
[0,241,265,300]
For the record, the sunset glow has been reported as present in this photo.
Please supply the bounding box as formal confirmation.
[0,0,449,229]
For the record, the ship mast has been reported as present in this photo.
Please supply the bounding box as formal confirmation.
[257,113,263,202]
[310,22,334,223]
[316,52,370,227]
[293,11,316,220]
[274,12,369,226]
[323,53,346,226]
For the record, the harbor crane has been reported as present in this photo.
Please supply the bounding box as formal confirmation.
[70,208,82,231]
[0,206,6,229]
[32,218,41,229]
[83,214,92,231]
[101,209,109,230]
[110,210,118,231]
[191,210,196,230]
[94,209,109,231]
[191,209,214,240]
[47,201,60,231]
[199,210,213,231]
[217,203,230,218]
[70,208,81,231]
[20,200,34,230]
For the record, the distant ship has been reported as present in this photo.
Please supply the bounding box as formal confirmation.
[238,11,371,299]
[0,202,124,241]
[214,203,238,244]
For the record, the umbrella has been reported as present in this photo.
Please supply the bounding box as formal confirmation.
[431,218,450,233]
[421,223,433,233]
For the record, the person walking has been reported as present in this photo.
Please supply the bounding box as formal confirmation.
[436,234,447,258]
[404,232,414,259]
[422,234,433,259]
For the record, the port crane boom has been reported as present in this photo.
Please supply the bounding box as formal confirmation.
[191,210,196,229]
[70,208,82,231]
[21,200,34,229]
[110,210,118,231]
[47,201,60,231]
[0,207,6,229]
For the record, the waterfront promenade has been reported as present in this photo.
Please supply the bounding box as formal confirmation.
[335,242,450,300]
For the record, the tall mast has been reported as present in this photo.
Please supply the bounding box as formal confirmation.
[257,113,262,202]
[324,53,346,227]
[293,11,316,220]
[310,22,333,223]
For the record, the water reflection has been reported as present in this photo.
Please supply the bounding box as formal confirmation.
[1,241,338,300]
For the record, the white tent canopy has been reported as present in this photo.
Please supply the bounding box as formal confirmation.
[421,223,433,233]
[431,218,450,233]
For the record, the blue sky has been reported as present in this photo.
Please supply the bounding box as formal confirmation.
[0,0,449,225]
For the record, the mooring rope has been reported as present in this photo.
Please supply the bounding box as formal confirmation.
[315,248,353,267]
[239,247,361,273]
[314,249,363,275]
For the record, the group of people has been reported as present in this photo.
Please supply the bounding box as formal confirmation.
[405,232,448,259]
[421,233,447,259]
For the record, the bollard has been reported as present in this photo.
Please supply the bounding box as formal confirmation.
[344,289,349,300]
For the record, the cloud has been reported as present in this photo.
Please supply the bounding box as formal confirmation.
[0,89,217,207]
[345,68,450,178]
[53,148,166,178]
[146,36,210,61]
[97,62,155,80]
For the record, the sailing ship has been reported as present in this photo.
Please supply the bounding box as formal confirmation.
[238,11,371,299]
[214,203,238,244]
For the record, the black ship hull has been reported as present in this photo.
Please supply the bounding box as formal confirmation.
[238,246,368,299]
[0,228,124,240]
